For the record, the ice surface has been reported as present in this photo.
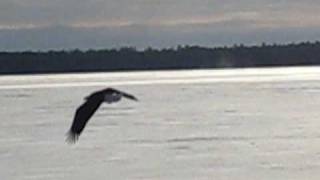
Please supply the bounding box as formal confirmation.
[1,66,320,180]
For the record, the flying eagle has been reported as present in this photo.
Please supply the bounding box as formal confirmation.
[66,88,138,143]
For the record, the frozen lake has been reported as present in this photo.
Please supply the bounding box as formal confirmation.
[1,66,320,180]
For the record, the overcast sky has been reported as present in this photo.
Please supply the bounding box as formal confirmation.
[1,0,320,51]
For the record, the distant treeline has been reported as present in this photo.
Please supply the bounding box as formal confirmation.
[1,41,320,74]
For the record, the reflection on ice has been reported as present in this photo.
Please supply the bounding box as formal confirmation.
[0,66,320,89]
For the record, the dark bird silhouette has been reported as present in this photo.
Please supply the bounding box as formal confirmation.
[66,88,138,143]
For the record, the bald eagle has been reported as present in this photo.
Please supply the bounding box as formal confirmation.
[66,88,138,143]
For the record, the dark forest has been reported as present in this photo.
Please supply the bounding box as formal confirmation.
[1,41,320,74]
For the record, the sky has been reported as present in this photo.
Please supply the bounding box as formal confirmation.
[1,0,320,51]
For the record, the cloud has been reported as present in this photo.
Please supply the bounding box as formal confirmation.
[2,0,319,28]
[0,0,320,50]
[1,23,320,51]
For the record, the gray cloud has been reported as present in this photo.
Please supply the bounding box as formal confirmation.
[0,0,320,50]
[1,24,320,51]
[2,0,319,27]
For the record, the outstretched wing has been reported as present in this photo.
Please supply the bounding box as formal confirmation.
[113,89,138,101]
[103,87,138,101]
[121,92,138,101]
[66,98,103,143]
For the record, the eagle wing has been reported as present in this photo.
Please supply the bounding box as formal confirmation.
[66,97,103,143]
[111,88,138,101]
[121,92,138,101]
[101,87,138,101]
